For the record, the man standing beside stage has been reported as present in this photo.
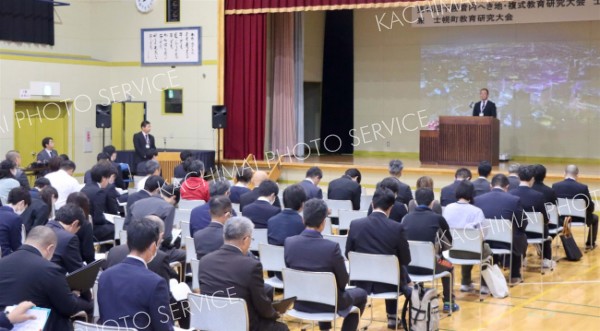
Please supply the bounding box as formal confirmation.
[472,88,497,118]
[133,120,156,171]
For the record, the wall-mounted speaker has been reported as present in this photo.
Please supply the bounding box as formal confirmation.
[212,105,227,129]
[96,104,111,128]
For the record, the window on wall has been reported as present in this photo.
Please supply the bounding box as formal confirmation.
[163,88,183,114]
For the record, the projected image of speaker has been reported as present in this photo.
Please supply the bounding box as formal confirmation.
[95,104,111,128]
[212,105,227,129]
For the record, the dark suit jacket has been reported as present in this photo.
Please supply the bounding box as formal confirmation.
[15,169,30,190]
[474,188,527,255]
[46,220,83,274]
[125,190,152,228]
[36,149,58,163]
[0,313,11,331]
[173,164,186,178]
[21,197,50,233]
[193,222,224,260]
[508,176,520,191]
[239,188,281,213]
[393,178,413,205]
[133,131,156,167]
[76,219,96,264]
[553,178,595,222]
[267,209,305,246]
[85,166,125,191]
[198,245,279,331]
[105,245,177,284]
[242,200,281,229]
[402,207,451,246]
[190,203,211,235]
[532,181,557,205]
[0,245,93,331]
[327,175,361,210]
[472,177,491,197]
[472,100,497,117]
[0,206,21,257]
[299,179,323,200]
[284,229,352,313]
[368,201,408,222]
[510,186,549,224]
[98,257,173,331]
[441,180,463,206]
[230,185,250,204]
[80,183,114,241]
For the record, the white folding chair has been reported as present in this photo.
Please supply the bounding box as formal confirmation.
[114,216,125,241]
[348,252,402,329]
[525,212,551,274]
[179,199,205,210]
[181,221,191,242]
[546,203,563,261]
[258,243,285,289]
[21,224,26,244]
[182,236,195,280]
[359,195,373,211]
[119,230,127,246]
[231,203,241,215]
[282,268,360,330]
[442,228,485,300]
[322,218,333,235]
[324,199,353,218]
[338,210,367,232]
[409,241,453,314]
[171,177,183,187]
[188,293,249,331]
[250,229,268,252]
[73,321,135,331]
[191,258,200,292]
[133,175,145,188]
[92,281,99,322]
[95,215,124,248]
[323,234,348,260]
[174,208,192,229]
[557,198,589,250]
[482,219,515,285]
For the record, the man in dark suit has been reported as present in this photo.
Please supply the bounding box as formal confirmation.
[552,165,598,249]
[388,160,413,204]
[268,184,306,246]
[136,149,159,176]
[230,167,252,204]
[98,218,174,331]
[346,188,411,328]
[473,161,492,197]
[80,162,116,242]
[441,168,472,206]
[132,120,156,171]
[368,177,408,222]
[36,137,59,163]
[173,150,192,179]
[285,199,368,331]
[20,189,50,234]
[532,164,557,206]
[327,168,362,211]
[194,196,231,260]
[475,174,526,284]
[0,226,93,331]
[190,180,231,235]
[46,204,85,274]
[507,163,521,191]
[243,180,281,229]
[509,165,553,269]
[5,150,29,190]
[0,187,30,257]
[299,166,323,199]
[85,154,122,212]
[198,217,289,331]
[125,175,164,228]
[239,171,281,212]
[471,88,497,118]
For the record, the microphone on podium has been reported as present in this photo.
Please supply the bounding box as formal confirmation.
[163,137,167,152]
[469,101,475,108]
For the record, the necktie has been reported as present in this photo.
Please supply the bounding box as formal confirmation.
[145,134,149,144]
[482,101,486,110]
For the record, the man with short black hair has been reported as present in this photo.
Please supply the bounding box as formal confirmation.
[190,179,231,234]
[173,150,192,178]
[136,158,161,191]
[125,175,165,228]
[532,164,556,205]
[285,199,367,331]
[98,218,174,331]
[45,204,84,273]
[21,180,51,234]
[45,160,80,209]
[80,162,116,242]
[230,167,253,204]
[327,168,362,210]
[239,171,282,212]
[0,187,30,256]
[194,196,232,260]
[346,188,411,328]
[368,177,409,222]
[133,120,156,170]
[243,180,281,229]
[473,161,492,197]
[441,167,472,206]
[268,184,307,246]
[36,137,58,163]
[299,167,323,199]
[5,150,29,190]
[29,177,50,200]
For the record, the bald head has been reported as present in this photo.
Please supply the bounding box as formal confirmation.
[25,226,57,260]
[251,171,269,187]
[565,165,579,178]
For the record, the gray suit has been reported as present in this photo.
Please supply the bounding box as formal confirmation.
[193,221,224,260]
[36,149,58,163]
[472,178,491,197]
[130,196,176,245]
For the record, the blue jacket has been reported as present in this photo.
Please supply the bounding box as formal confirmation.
[0,206,21,257]
[267,209,305,246]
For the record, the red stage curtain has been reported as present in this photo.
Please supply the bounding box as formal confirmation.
[226,0,407,12]
[224,14,267,160]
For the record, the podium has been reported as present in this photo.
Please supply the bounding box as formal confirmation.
[420,116,499,166]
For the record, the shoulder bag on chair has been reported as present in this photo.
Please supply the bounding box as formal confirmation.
[480,260,509,298]
[559,216,583,261]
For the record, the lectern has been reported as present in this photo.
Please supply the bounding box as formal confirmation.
[419,116,500,166]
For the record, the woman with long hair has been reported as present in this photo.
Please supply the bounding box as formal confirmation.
[66,192,95,264]
[408,176,443,214]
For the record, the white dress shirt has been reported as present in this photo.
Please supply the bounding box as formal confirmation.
[45,169,81,209]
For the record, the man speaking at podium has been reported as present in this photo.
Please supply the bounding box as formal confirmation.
[472,88,497,118]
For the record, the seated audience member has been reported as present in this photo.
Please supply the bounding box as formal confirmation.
[507,163,521,191]
[299,166,323,199]
[0,160,20,205]
[510,165,553,269]
[5,150,29,190]
[103,145,127,190]
[180,160,210,201]
[194,196,232,260]
[45,160,80,209]
[0,301,36,331]
[126,176,165,228]
[346,188,411,328]
[240,171,282,212]
[243,180,281,229]
[327,168,362,210]
[440,167,472,206]
[199,217,289,331]
[40,186,58,220]
[135,159,161,191]
[21,185,53,233]
[369,177,409,222]
[80,162,116,242]
[130,184,185,264]
[66,192,96,264]
[173,150,192,179]
[552,165,598,249]
[268,184,307,246]
[474,174,526,284]
[285,199,367,331]
[98,218,174,331]
[59,154,70,161]
[230,167,253,204]
[473,161,492,197]
[408,176,442,214]
[402,188,458,312]
[86,155,124,207]
[46,204,85,273]
[84,153,111,184]
[190,180,231,235]
[442,181,492,294]
[532,164,557,206]
[0,187,30,256]
[36,137,58,163]
[388,159,413,204]
[136,148,158,176]
[0,226,93,331]
[29,177,50,200]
